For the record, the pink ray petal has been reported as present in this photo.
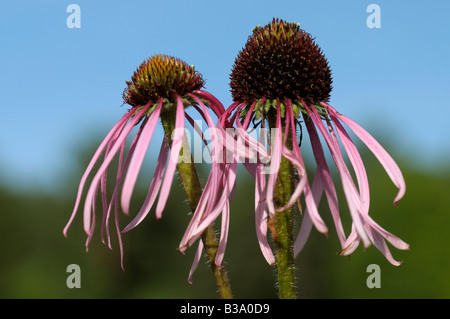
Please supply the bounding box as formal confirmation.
[103,126,140,247]
[122,138,170,233]
[294,171,323,256]
[193,90,225,118]
[280,146,328,234]
[187,240,204,284]
[339,226,360,256]
[330,114,370,213]
[121,99,162,215]
[303,101,371,248]
[266,102,282,217]
[114,190,125,271]
[190,94,225,210]
[83,104,151,235]
[365,225,403,266]
[235,111,270,161]
[304,118,346,247]
[215,201,230,267]
[324,103,406,205]
[185,112,211,155]
[155,97,185,219]
[179,173,214,252]
[255,161,275,265]
[219,101,241,127]
[63,107,136,236]
[284,102,328,234]
[186,162,238,244]
[366,217,410,251]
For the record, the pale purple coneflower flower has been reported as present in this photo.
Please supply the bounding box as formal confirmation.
[63,55,227,272]
[191,19,409,266]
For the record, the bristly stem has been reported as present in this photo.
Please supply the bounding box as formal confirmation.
[160,108,233,299]
[268,110,296,299]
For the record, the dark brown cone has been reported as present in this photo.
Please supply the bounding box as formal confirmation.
[230,18,333,105]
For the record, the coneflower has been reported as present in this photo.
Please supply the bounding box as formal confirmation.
[210,19,408,298]
[64,54,232,298]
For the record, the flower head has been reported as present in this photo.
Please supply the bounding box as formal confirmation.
[221,18,409,265]
[123,54,205,107]
[64,54,226,271]
[230,19,332,104]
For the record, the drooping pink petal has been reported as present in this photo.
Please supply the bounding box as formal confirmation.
[215,201,230,267]
[304,117,346,247]
[284,102,328,235]
[241,100,257,129]
[303,101,371,247]
[63,107,136,236]
[83,104,151,236]
[294,171,323,256]
[185,112,211,155]
[193,90,226,118]
[190,94,225,212]
[219,101,241,127]
[187,240,204,284]
[365,217,410,251]
[103,122,144,247]
[121,99,162,215]
[155,96,185,219]
[114,190,125,271]
[255,161,275,265]
[218,124,261,161]
[324,103,406,205]
[100,124,125,246]
[365,225,403,266]
[280,146,327,235]
[185,162,238,245]
[122,138,170,233]
[330,114,370,213]
[266,101,282,217]
[339,226,360,256]
[179,171,214,252]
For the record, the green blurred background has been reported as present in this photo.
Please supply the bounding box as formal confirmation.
[1,133,449,299]
[1,0,450,299]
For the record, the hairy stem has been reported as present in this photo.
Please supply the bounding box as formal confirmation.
[268,111,296,299]
[160,109,233,299]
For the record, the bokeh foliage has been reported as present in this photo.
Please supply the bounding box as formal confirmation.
[0,132,449,299]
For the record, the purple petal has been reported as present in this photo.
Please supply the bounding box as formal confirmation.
[122,138,170,233]
[303,101,371,247]
[63,107,135,236]
[325,103,406,205]
[339,227,360,256]
[187,240,204,284]
[83,104,151,235]
[304,117,347,247]
[186,162,238,244]
[284,103,328,234]
[365,225,403,266]
[294,172,323,256]
[121,100,162,215]
[215,201,230,267]
[255,162,275,265]
[155,97,185,219]
[330,114,370,213]
[179,173,214,252]
[266,102,282,217]
[193,90,225,118]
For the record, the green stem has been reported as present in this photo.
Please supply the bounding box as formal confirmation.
[160,109,233,299]
[268,111,296,299]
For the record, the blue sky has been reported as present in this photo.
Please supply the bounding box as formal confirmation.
[1,0,449,190]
